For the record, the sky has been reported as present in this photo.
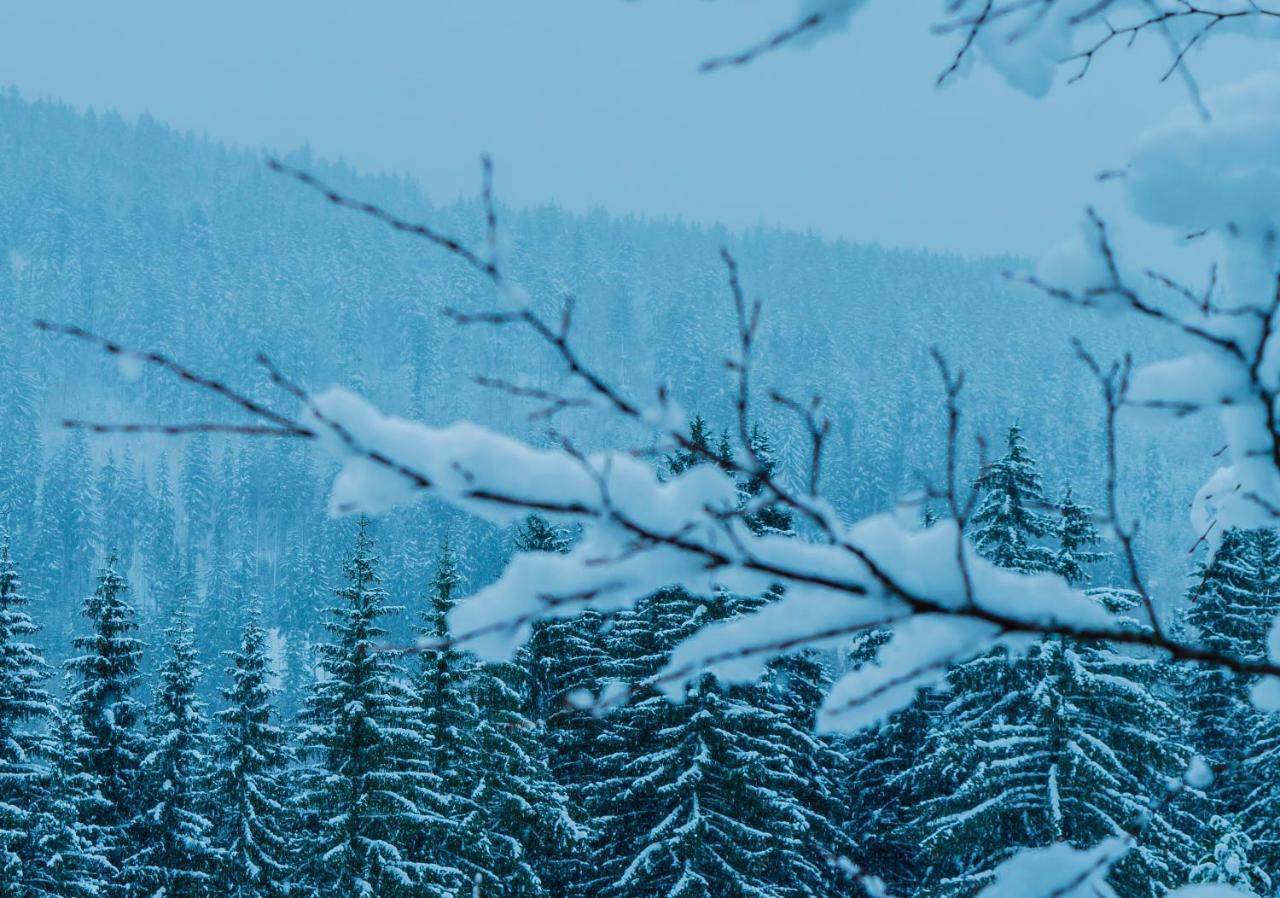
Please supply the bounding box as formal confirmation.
[0,1,1274,260]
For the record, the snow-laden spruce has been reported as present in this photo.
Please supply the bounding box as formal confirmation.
[298,522,467,898]
[0,541,55,891]
[125,605,221,895]
[215,605,297,898]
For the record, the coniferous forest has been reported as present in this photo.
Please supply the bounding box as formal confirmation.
[9,5,1280,895]
[7,411,1280,898]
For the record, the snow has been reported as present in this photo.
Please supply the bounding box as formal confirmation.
[1168,887,1259,898]
[1128,71,1280,234]
[1185,756,1215,790]
[817,615,998,733]
[974,838,1125,898]
[307,387,1127,736]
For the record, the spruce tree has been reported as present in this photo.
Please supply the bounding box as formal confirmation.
[515,514,605,897]
[410,542,485,891]
[36,431,97,609]
[969,426,1056,573]
[415,541,581,897]
[907,605,1197,898]
[468,653,584,897]
[1185,528,1280,765]
[63,555,145,884]
[589,581,854,897]
[839,629,935,896]
[742,423,795,537]
[0,540,55,889]
[214,605,295,898]
[1188,529,1280,869]
[666,415,715,476]
[589,423,853,896]
[1054,487,1107,586]
[299,522,462,897]
[1188,816,1271,897]
[182,432,214,562]
[126,606,220,898]
[26,706,114,898]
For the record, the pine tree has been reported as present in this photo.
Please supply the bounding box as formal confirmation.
[36,431,97,607]
[666,415,715,476]
[412,543,488,890]
[126,605,221,897]
[144,455,180,613]
[63,555,145,884]
[415,541,581,897]
[468,654,584,897]
[906,473,1196,898]
[1183,529,1280,809]
[1054,487,1107,586]
[214,605,295,898]
[742,423,795,538]
[588,579,855,897]
[0,540,56,889]
[840,629,935,896]
[26,706,114,898]
[1188,816,1271,897]
[510,517,601,896]
[907,615,1197,898]
[594,665,845,898]
[299,521,462,897]
[0,361,42,542]
[969,426,1056,573]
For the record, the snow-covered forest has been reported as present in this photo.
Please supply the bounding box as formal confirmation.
[10,2,1280,897]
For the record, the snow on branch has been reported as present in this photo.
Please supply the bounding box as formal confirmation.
[701,2,1280,107]
[38,146,1280,736]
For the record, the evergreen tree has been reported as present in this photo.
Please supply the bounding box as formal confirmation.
[589,579,854,897]
[0,540,56,889]
[742,423,795,538]
[1188,816,1271,897]
[511,517,602,896]
[412,543,488,889]
[214,605,295,898]
[468,653,585,897]
[63,555,145,885]
[415,541,581,897]
[1054,487,1107,586]
[1183,529,1280,809]
[666,415,715,476]
[36,431,97,607]
[840,629,935,896]
[126,605,220,898]
[144,455,180,613]
[26,706,114,898]
[907,616,1197,898]
[0,361,41,541]
[299,522,461,897]
[969,426,1056,573]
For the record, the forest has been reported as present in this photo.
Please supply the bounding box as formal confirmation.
[9,3,1280,898]
[3,411,1276,898]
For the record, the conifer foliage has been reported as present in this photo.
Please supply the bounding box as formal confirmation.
[63,555,145,882]
[214,606,296,898]
[0,540,55,888]
[969,426,1056,573]
[298,520,456,897]
[127,605,221,897]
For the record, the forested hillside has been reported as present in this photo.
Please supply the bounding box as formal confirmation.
[0,87,1272,898]
[0,89,1211,678]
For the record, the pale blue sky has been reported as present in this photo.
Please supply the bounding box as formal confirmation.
[0,2,1272,258]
